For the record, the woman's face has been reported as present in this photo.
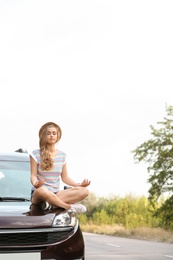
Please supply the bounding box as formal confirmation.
[46,126,58,144]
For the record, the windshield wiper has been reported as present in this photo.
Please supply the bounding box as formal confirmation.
[0,197,30,202]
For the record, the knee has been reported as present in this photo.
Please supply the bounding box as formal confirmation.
[80,187,89,199]
[33,187,47,197]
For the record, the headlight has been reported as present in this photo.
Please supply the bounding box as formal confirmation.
[52,211,77,227]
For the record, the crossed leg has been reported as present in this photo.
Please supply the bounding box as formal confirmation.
[31,186,89,210]
[56,186,89,204]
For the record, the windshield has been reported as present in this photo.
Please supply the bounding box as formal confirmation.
[0,160,32,200]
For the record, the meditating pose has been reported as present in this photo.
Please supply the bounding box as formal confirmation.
[29,122,90,213]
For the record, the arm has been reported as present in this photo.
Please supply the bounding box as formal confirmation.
[30,156,44,188]
[61,163,91,187]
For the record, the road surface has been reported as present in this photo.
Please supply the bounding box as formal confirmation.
[83,232,173,259]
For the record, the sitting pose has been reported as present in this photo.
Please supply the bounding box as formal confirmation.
[30,122,90,213]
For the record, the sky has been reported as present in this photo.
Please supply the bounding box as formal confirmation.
[0,0,173,197]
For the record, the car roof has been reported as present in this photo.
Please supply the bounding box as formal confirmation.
[0,151,30,162]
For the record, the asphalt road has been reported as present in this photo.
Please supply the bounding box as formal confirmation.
[83,232,173,260]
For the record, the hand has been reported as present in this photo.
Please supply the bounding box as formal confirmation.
[34,179,45,188]
[79,179,91,187]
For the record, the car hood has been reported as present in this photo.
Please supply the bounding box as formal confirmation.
[0,202,65,228]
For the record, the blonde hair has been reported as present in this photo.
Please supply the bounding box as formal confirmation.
[38,122,62,171]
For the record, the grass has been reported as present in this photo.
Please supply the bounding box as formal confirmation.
[80,224,173,243]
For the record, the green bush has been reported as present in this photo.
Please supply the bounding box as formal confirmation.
[80,193,171,230]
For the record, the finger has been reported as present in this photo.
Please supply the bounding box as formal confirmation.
[39,180,44,185]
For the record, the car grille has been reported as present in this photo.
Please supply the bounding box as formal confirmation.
[0,228,73,246]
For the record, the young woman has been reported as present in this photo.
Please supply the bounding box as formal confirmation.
[30,122,90,213]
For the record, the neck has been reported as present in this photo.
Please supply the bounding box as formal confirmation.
[46,144,56,153]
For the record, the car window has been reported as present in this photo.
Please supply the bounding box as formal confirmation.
[0,161,32,199]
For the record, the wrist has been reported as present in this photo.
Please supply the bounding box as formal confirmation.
[34,181,38,187]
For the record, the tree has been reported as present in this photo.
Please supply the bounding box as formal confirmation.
[132,105,173,228]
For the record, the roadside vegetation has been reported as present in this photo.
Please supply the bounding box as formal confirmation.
[78,192,173,243]
[79,105,173,243]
